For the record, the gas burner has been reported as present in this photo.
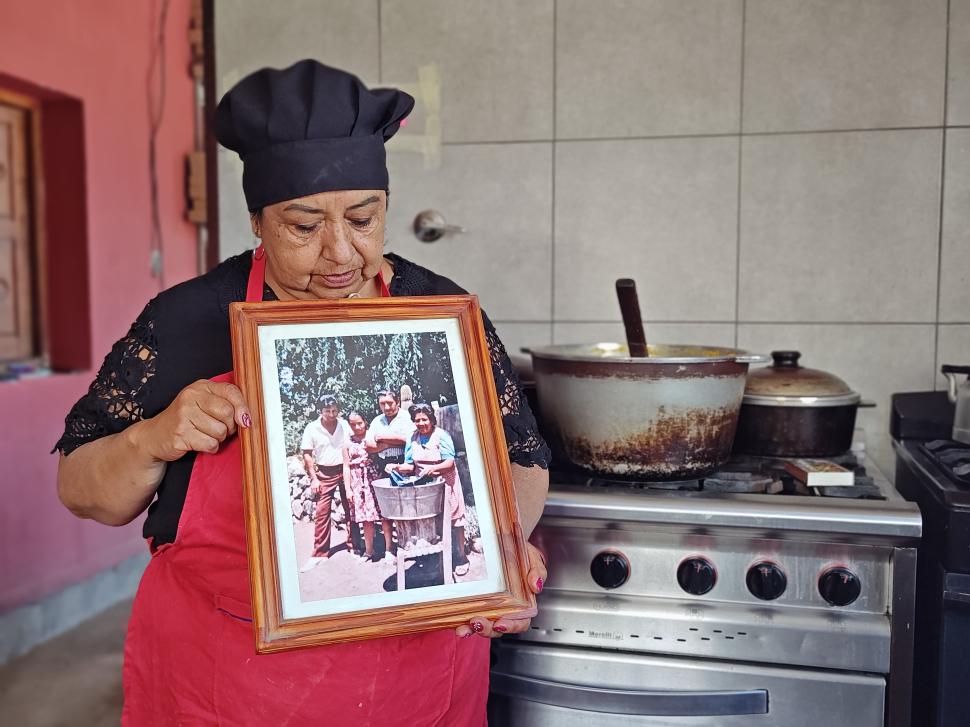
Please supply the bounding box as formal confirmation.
[701,469,782,494]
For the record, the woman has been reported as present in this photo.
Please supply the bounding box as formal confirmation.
[54,60,549,725]
[343,411,394,562]
[386,402,471,577]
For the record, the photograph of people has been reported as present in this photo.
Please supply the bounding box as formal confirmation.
[280,330,489,601]
[386,402,471,578]
[54,60,549,724]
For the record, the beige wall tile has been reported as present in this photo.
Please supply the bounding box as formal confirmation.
[553,322,736,348]
[381,0,553,142]
[555,138,738,321]
[490,322,552,360]
[937,325,970,389]
[217,149,252,260]
[739,130,942,322]
[385,143,552,320]
[214,0,380,94]
[744,0,947,132]
[941,129,970,322]
[737,323,936,474]
[214,0,381,259]
[950,0,970,125]
[556,0,742,138]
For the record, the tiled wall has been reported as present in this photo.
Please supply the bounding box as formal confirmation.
[216,0,970,473]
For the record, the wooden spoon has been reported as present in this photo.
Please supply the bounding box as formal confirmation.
[615,278,648,357]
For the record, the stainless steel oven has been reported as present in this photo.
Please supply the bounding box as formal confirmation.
[489,452,920,726]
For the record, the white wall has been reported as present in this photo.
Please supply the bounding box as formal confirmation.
[215,0,970,473]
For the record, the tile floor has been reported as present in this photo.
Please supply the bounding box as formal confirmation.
[0,600,130,726]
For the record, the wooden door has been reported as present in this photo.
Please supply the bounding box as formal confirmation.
[0,102,34,361]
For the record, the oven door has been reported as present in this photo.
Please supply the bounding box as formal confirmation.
[489,641,885,726]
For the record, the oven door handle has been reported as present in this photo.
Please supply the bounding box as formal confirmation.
[489,672,768,716]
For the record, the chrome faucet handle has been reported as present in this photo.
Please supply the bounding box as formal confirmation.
[412,209,466,243]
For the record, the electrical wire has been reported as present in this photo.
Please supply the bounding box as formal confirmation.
[147,0,171,289]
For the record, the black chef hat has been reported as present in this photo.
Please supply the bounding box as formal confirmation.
[214,60,414,211]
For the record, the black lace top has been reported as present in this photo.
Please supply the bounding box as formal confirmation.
[54,251,550,547]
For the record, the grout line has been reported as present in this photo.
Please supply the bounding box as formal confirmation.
[734,0,747,348]
[934,0,952,387]
[377,0,382,83]
[437,125,965,148]
[550,0,557,333]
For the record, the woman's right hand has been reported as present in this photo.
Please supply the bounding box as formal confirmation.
[137,379,251,461]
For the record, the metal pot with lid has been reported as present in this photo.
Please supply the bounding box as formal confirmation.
[733,350,862,457]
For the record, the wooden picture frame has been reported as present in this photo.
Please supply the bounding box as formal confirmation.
[230,294,536,653]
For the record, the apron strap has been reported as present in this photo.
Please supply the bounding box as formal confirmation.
[246,246,268,303]
[247,245,390,301]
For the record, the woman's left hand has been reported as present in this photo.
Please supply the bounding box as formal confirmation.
[456,542,546,639]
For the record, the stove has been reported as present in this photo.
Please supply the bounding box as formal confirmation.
[892,391,970,726]
[489,447,921,726]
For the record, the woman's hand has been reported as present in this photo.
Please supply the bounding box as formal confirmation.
[455,542,546,639]
[136,379,251,461]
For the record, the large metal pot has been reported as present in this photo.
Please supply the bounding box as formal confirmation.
[530,343,766,479]
[732,350,861,457]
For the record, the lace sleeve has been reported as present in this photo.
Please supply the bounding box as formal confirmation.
[53,300,158,455]
[482,312,551,469]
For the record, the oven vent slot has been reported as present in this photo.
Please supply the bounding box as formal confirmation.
[528,624,752,644]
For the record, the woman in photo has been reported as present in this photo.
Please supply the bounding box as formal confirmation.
[387,402,470,577]
[54,60,548,725]
[343,411,395,563]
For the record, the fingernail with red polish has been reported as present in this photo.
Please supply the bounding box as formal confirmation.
[461,631,472,638]
[535,578,544,593]
[471,621,484,634]
[242,413,252,428]
[494,625,508,633]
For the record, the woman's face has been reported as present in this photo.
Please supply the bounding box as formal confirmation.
[413,412,434,436]
[348,413,367,438]
[253,189,386,300]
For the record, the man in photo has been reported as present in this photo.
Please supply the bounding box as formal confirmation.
[366,389,416,470]
[300,393,352,572]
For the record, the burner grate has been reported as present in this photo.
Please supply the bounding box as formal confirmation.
[922,440,970,486]
[551,451,887,500]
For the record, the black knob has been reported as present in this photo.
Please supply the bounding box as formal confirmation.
[771,350,802,368]
[677,557,716,596]
[746,561,787,601]
[590,551,630,589]
[818,567,861,606]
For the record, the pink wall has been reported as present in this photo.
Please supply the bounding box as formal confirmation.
[0,2,198,611]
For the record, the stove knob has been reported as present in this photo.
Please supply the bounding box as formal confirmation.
[677,557,716,596]
[818,567,861,606]
[590,551,630,589]
[746,561,787,601]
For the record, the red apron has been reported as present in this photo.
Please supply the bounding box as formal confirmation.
[122,250,489,726]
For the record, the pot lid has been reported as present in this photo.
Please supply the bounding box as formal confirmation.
[529,343,766,365]
[743,351,860,405]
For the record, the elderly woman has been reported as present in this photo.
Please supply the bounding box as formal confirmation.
[386,402,471,577]
[54,60,549,726]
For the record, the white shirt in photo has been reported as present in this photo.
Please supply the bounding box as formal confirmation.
[300,417,352,467]
[366,410,416,459]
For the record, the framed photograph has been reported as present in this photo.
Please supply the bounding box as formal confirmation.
[230,295,536,652]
